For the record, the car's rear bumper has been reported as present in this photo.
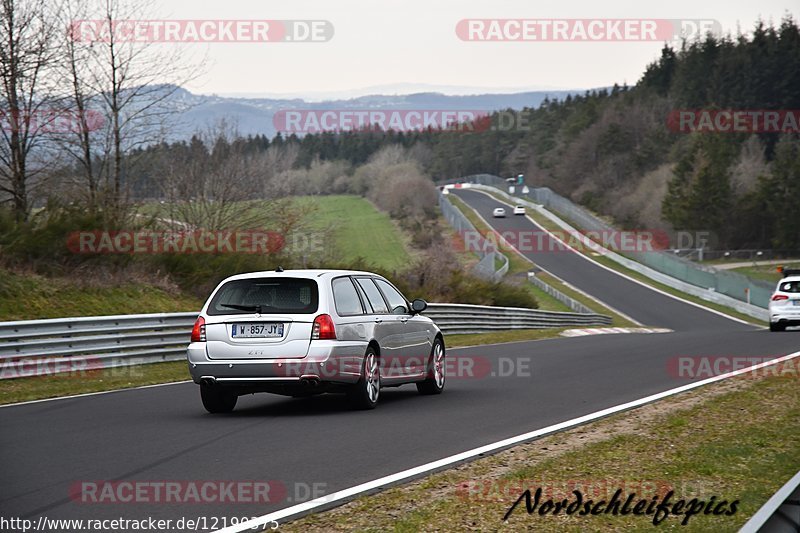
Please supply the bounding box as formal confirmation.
[769,308,800,324]
[187,340,368,388]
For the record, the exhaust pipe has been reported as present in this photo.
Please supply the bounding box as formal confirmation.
[300,376,321,388]
[200,376,217,386]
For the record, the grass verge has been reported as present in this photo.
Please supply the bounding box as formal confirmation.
[476,187,765,325]
[480,192,766,327]
[449,195,635,326]
[446,197,568,312]
[446,328,569,348]
[520,282,572,313]
[0,360,190,406]
[277,360,800,532]
[534,271,638,328]
[448,195,531,275]
[586,254,767,326]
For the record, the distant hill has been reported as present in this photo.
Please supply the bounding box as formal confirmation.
[164,86,583,139]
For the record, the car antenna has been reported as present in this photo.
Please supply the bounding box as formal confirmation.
[276,266,284,272]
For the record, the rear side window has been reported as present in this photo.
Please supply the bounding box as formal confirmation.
[374,279,408,314]
[207,278,318,315]
[779,281,800,293]
[355,278,389,313]
[332,277,364,316]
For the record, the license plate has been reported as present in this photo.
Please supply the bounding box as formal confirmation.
[231,323,284,338]
[793,301,800,306]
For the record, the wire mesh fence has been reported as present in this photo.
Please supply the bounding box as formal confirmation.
[448,174,774,308]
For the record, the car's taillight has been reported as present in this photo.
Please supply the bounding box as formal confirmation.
[772,294,789,301]
[312,314,336,340]
[191,316,206,342]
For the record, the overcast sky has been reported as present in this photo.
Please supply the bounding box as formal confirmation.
[150,0,797,98]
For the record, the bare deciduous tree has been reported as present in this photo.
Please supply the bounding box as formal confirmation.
[65,0,203,213]
[0,0,60,221]
[160,122,273,230]
[52,0,105,210]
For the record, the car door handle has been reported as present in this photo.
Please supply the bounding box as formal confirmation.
[400,317,408,323]
[374,318,383,323]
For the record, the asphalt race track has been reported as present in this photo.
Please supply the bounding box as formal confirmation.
[1,189,797,528]
[450,189,743,332]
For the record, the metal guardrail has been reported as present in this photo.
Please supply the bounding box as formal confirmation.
[527,273,596,314]
[0,305,611,379]
[740,470,800,532]
[0,312,197,380]
[440,184,598,315]
[425,303,611,335]
[443,174,775,309]
[470,183,768,321]
[440,191,508,281]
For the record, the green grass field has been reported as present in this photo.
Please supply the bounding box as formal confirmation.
[139,195,412,271]
[300,195,411,271]
[0,195,410,321]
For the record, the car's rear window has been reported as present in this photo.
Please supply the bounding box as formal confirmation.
[207,277,319,315]
[779,280,800,293]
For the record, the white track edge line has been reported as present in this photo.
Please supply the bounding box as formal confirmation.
[217,349,800,533]
[454,193,643,326]
[471,189,753,326]
[0,380,191,408]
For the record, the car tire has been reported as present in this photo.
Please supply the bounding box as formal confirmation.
[200,384,238,413]
[348,347,380,409]
[417,338,445,395]
[769,322,785,332]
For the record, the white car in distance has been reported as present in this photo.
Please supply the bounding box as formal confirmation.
[769,273,800,331]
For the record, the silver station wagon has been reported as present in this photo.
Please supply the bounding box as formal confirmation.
[187,269,445,412]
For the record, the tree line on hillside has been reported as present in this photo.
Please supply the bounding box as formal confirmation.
[3,5,799,251]
[96,18,800,249]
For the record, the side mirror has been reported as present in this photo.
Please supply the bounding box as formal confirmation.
[410,299,427,314]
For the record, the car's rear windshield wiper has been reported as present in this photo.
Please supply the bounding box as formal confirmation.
[220,303,273,313]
